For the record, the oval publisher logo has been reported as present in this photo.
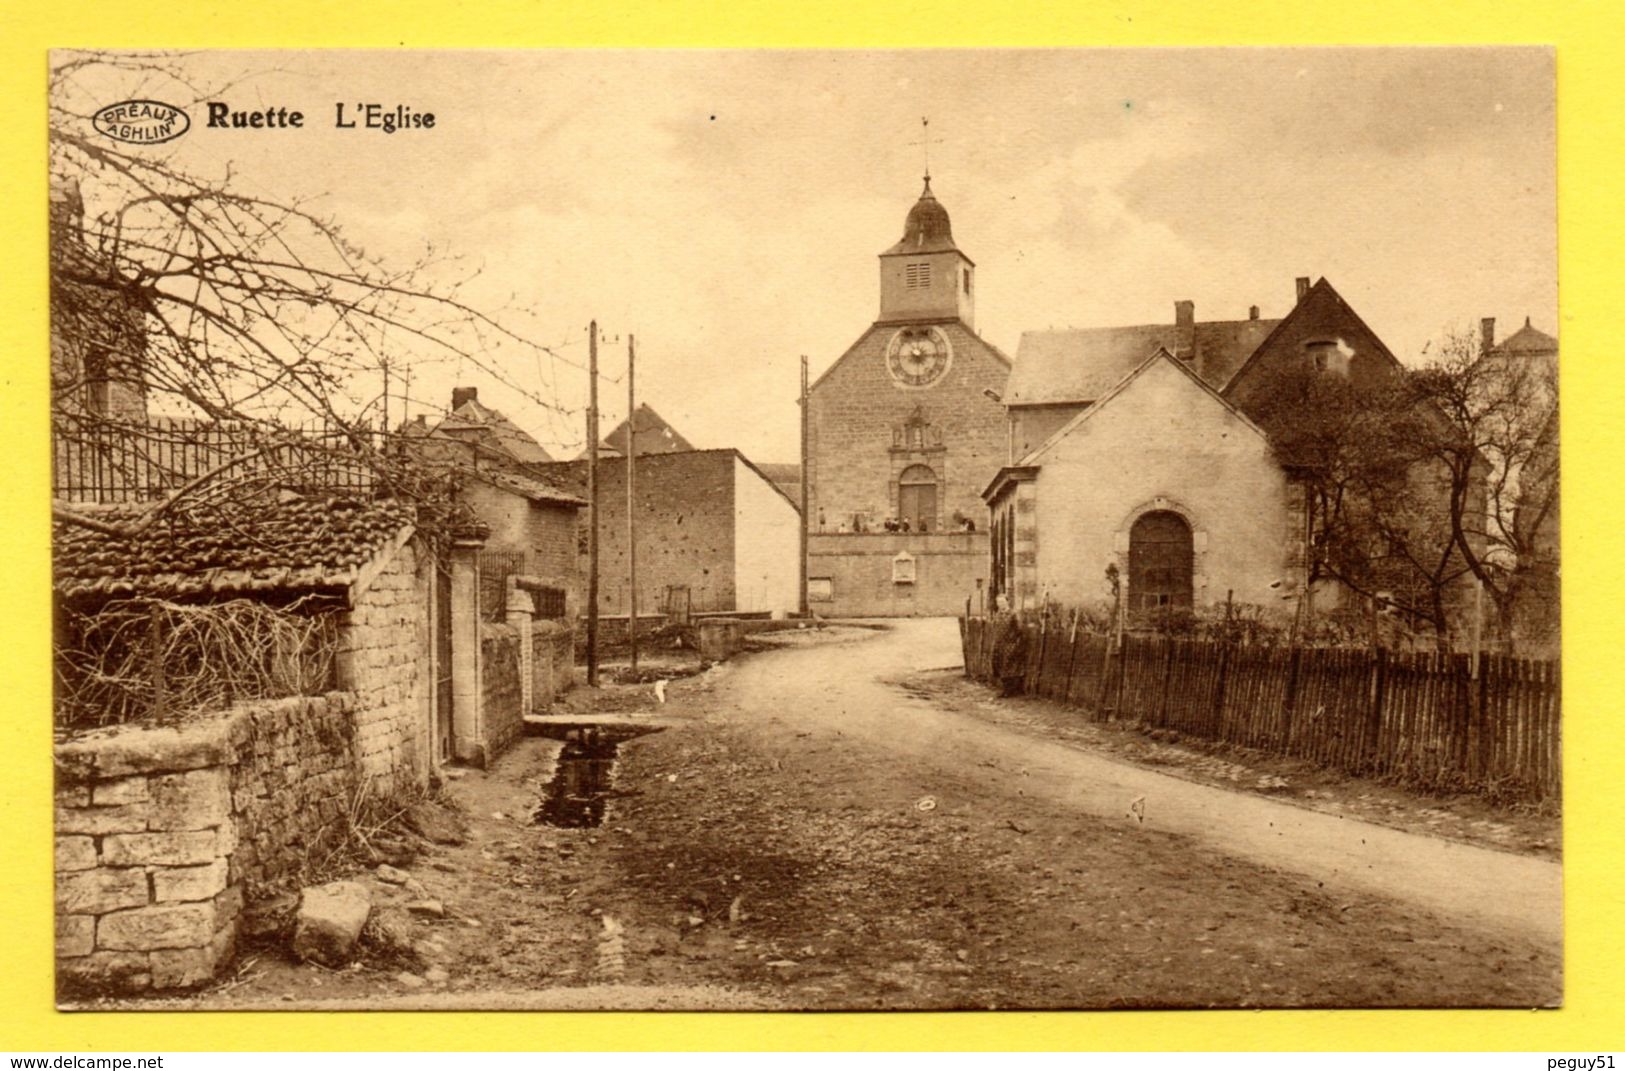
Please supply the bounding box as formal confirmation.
[92,99,190,145]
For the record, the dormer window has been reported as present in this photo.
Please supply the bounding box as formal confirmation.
[905,262,931,289]
[1303,338,1352,376]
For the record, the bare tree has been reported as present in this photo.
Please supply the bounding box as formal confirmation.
[1408,327,1559,651]
[1248,359,1469,644]
[1247,326,1558,652]
[48,51,573,539]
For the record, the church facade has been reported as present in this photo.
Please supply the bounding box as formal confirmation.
[804,179,1010,616]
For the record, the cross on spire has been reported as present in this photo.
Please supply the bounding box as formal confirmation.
[910,116,944,188]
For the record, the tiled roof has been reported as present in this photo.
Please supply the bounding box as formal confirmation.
[599,403,695,457]
[1498,318,1558,354]
[469,467,586,507]
[442,399,555,465]
[54,496,414,600]
[1006,317,1279,406]
[755,463,803,508]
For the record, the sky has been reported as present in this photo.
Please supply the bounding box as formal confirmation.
[55,48,1555,464]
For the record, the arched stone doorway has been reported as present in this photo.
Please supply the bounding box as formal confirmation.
[897,464,938,532]
[1128,510,1194,615]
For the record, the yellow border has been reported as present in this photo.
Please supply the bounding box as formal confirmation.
[4,0,1622,1052]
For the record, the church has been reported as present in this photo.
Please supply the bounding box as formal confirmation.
[803,178,1011,616]
[985,276,1421,621]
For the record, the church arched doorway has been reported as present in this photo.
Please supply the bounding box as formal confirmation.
[897,464,938,532]
[1128,510,1193,616]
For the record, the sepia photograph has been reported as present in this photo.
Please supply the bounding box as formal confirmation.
[47,47,1559,1013]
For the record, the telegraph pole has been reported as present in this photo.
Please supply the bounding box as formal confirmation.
[586,321,600,687]
[626,335,639,672]
[799,354,810,617]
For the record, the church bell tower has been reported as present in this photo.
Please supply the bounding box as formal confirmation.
[878,177,976,330]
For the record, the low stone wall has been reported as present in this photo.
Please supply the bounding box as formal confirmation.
[532,620,574,710]
[696,618,745,660]
[54,693,366,994]
[481,623,524,760]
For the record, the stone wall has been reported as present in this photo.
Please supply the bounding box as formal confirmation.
[536,451,740,615]
[461,479,581,606]
[54,693,365,995]
[337,536,432,789]
[53,537,435,995]
[531,620,574,711]
[480,623,524,759]
[807,530,989,617]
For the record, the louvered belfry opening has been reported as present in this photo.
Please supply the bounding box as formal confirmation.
[1128,510,1193,615]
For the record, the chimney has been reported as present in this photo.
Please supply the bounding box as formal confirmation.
[1295,277,1311,303]
[1174,300,1194,328]
[451,386,478,411]
[1249,305,1260,321]
[49,177,85,241]
[1480,317,1496,353]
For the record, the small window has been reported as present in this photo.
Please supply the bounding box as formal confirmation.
[83,345,112,415]
[808,577,834,602]
[963,268,972,296]
[905,262,931,289]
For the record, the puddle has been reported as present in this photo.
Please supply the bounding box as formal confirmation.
[532,726,660,829]
[534,731,619,828]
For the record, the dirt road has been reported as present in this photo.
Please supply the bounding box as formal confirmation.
[735,619,1563,951]
[139,620,1560,1011]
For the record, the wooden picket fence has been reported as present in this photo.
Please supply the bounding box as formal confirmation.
[960,614,1560,802]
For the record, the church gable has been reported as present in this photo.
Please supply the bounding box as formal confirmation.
[1014,349,1293,613]
[1026,348,1268,468]
[1222,277,1407,422]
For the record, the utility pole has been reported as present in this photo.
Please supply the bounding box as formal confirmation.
[799,354,810,617]
[626,334,639,672]
[586,321,600,687]
[380,358,390,434]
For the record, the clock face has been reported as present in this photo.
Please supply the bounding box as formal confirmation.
[886,326,952,388]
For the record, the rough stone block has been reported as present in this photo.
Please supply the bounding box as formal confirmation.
[214,884,244,930]
[148,768,231,831]
[92,776,150,806]
[291,880,371,966]
[56,914,95,959]
[54,784,90,808]
[65,718,233,778]
[55,803,149,836]
[54,836,97,872]
[56,867,148,915]
[57,950,151,994]
[148,945,218,989]
[153,860,228,903]
[102,830,219,867]
[97,903,216,952]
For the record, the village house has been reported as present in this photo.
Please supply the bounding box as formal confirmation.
[1476,315,1560,652]
[538,406,801,619]
[804,178,1009,616]
[402,388,587,615]
[985,277,1424,621]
